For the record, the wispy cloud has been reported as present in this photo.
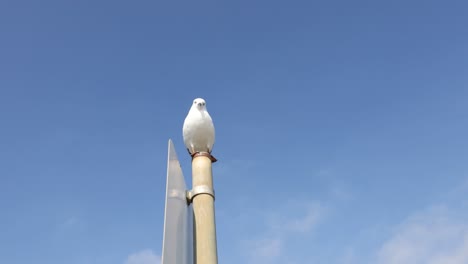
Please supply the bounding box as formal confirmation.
[61,217,80,228]
[340,247,358,264]
[284,202,325,233]
[247,238,283,264]
[54,215,86,237]
[125,249,161,264]
[245,200,328,264]
[266,200,328,234]
[375,205,468,264]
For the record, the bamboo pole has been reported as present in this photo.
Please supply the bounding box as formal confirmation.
[191,154,218,264]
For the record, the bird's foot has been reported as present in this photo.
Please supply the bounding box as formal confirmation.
[191,151,217,163]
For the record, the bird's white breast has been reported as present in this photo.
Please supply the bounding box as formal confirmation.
[183,109,215,153]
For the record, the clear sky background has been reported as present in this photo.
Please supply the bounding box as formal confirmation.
[1,1,468,264]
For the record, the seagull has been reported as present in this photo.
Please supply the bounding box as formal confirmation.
[183,98,215,156]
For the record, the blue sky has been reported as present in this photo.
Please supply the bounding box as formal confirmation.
[1,0,468,263]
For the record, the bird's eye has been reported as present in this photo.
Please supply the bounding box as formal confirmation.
[194,101,197,104]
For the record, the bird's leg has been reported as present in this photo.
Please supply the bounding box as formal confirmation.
[191,151,217,163]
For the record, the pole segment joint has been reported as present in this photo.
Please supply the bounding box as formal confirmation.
[186,186,215,204]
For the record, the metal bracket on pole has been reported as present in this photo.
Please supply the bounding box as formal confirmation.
[186,185,215,204]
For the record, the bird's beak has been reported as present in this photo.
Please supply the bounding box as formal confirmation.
[197,103,202,106]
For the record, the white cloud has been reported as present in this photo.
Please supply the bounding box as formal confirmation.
[62,217,79,228]
[285,202,325,233]
[54,215,86,237]
[376,205,468,264]
[266,200,327,235]
[340,247,358,264]
[248,238,283,264]
[125,249,161,264]
[245,200,327,264]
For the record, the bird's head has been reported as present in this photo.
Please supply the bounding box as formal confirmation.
[192,98,207,111]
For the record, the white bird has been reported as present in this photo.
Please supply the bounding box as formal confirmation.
[183,98,215,155]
